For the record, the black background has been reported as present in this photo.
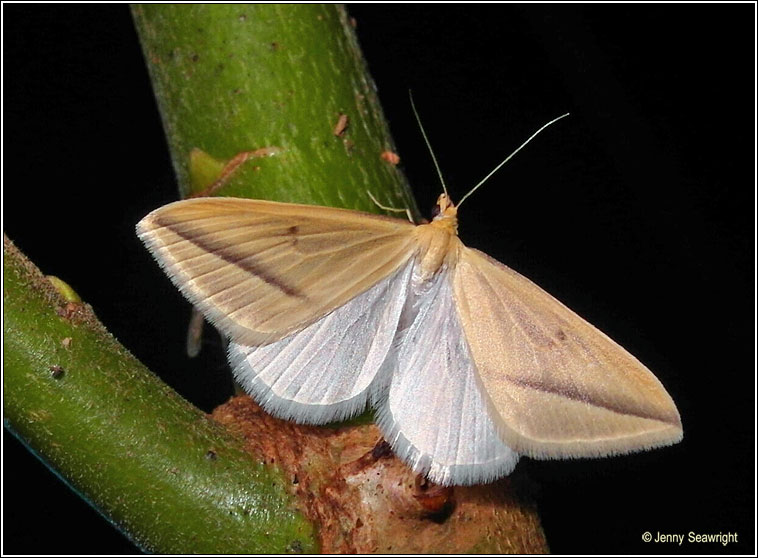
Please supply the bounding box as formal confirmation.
[3,4,754,555]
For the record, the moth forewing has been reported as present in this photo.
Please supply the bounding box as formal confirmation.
[136,197,417,346]
[452,247,683,459]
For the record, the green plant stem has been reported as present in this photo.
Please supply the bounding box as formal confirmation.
[4,5,547,553]
[4,6,414,552]
[131,4,417,215]
[3,236,316,553]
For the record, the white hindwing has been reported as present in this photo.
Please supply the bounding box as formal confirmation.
[375,266,519,486]
[231,257,518,486]
[228,260,414,424]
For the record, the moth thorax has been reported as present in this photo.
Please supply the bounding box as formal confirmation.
[414,221,460,280]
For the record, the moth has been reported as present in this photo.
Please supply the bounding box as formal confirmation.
[137,115,682,486]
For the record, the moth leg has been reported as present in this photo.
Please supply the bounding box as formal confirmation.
[185,306,229,362]
[367,190,414,223]
[185,307,205,358]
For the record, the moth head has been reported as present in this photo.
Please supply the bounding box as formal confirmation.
[432,193,458,220]
[429,193,459,234]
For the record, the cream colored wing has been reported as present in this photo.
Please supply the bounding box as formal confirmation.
[376,266,519,486]
[453,247,683,459]
[137,197,417,346]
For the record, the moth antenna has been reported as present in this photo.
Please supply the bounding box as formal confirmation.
[409,91,449,197]
[457,112,570,209]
